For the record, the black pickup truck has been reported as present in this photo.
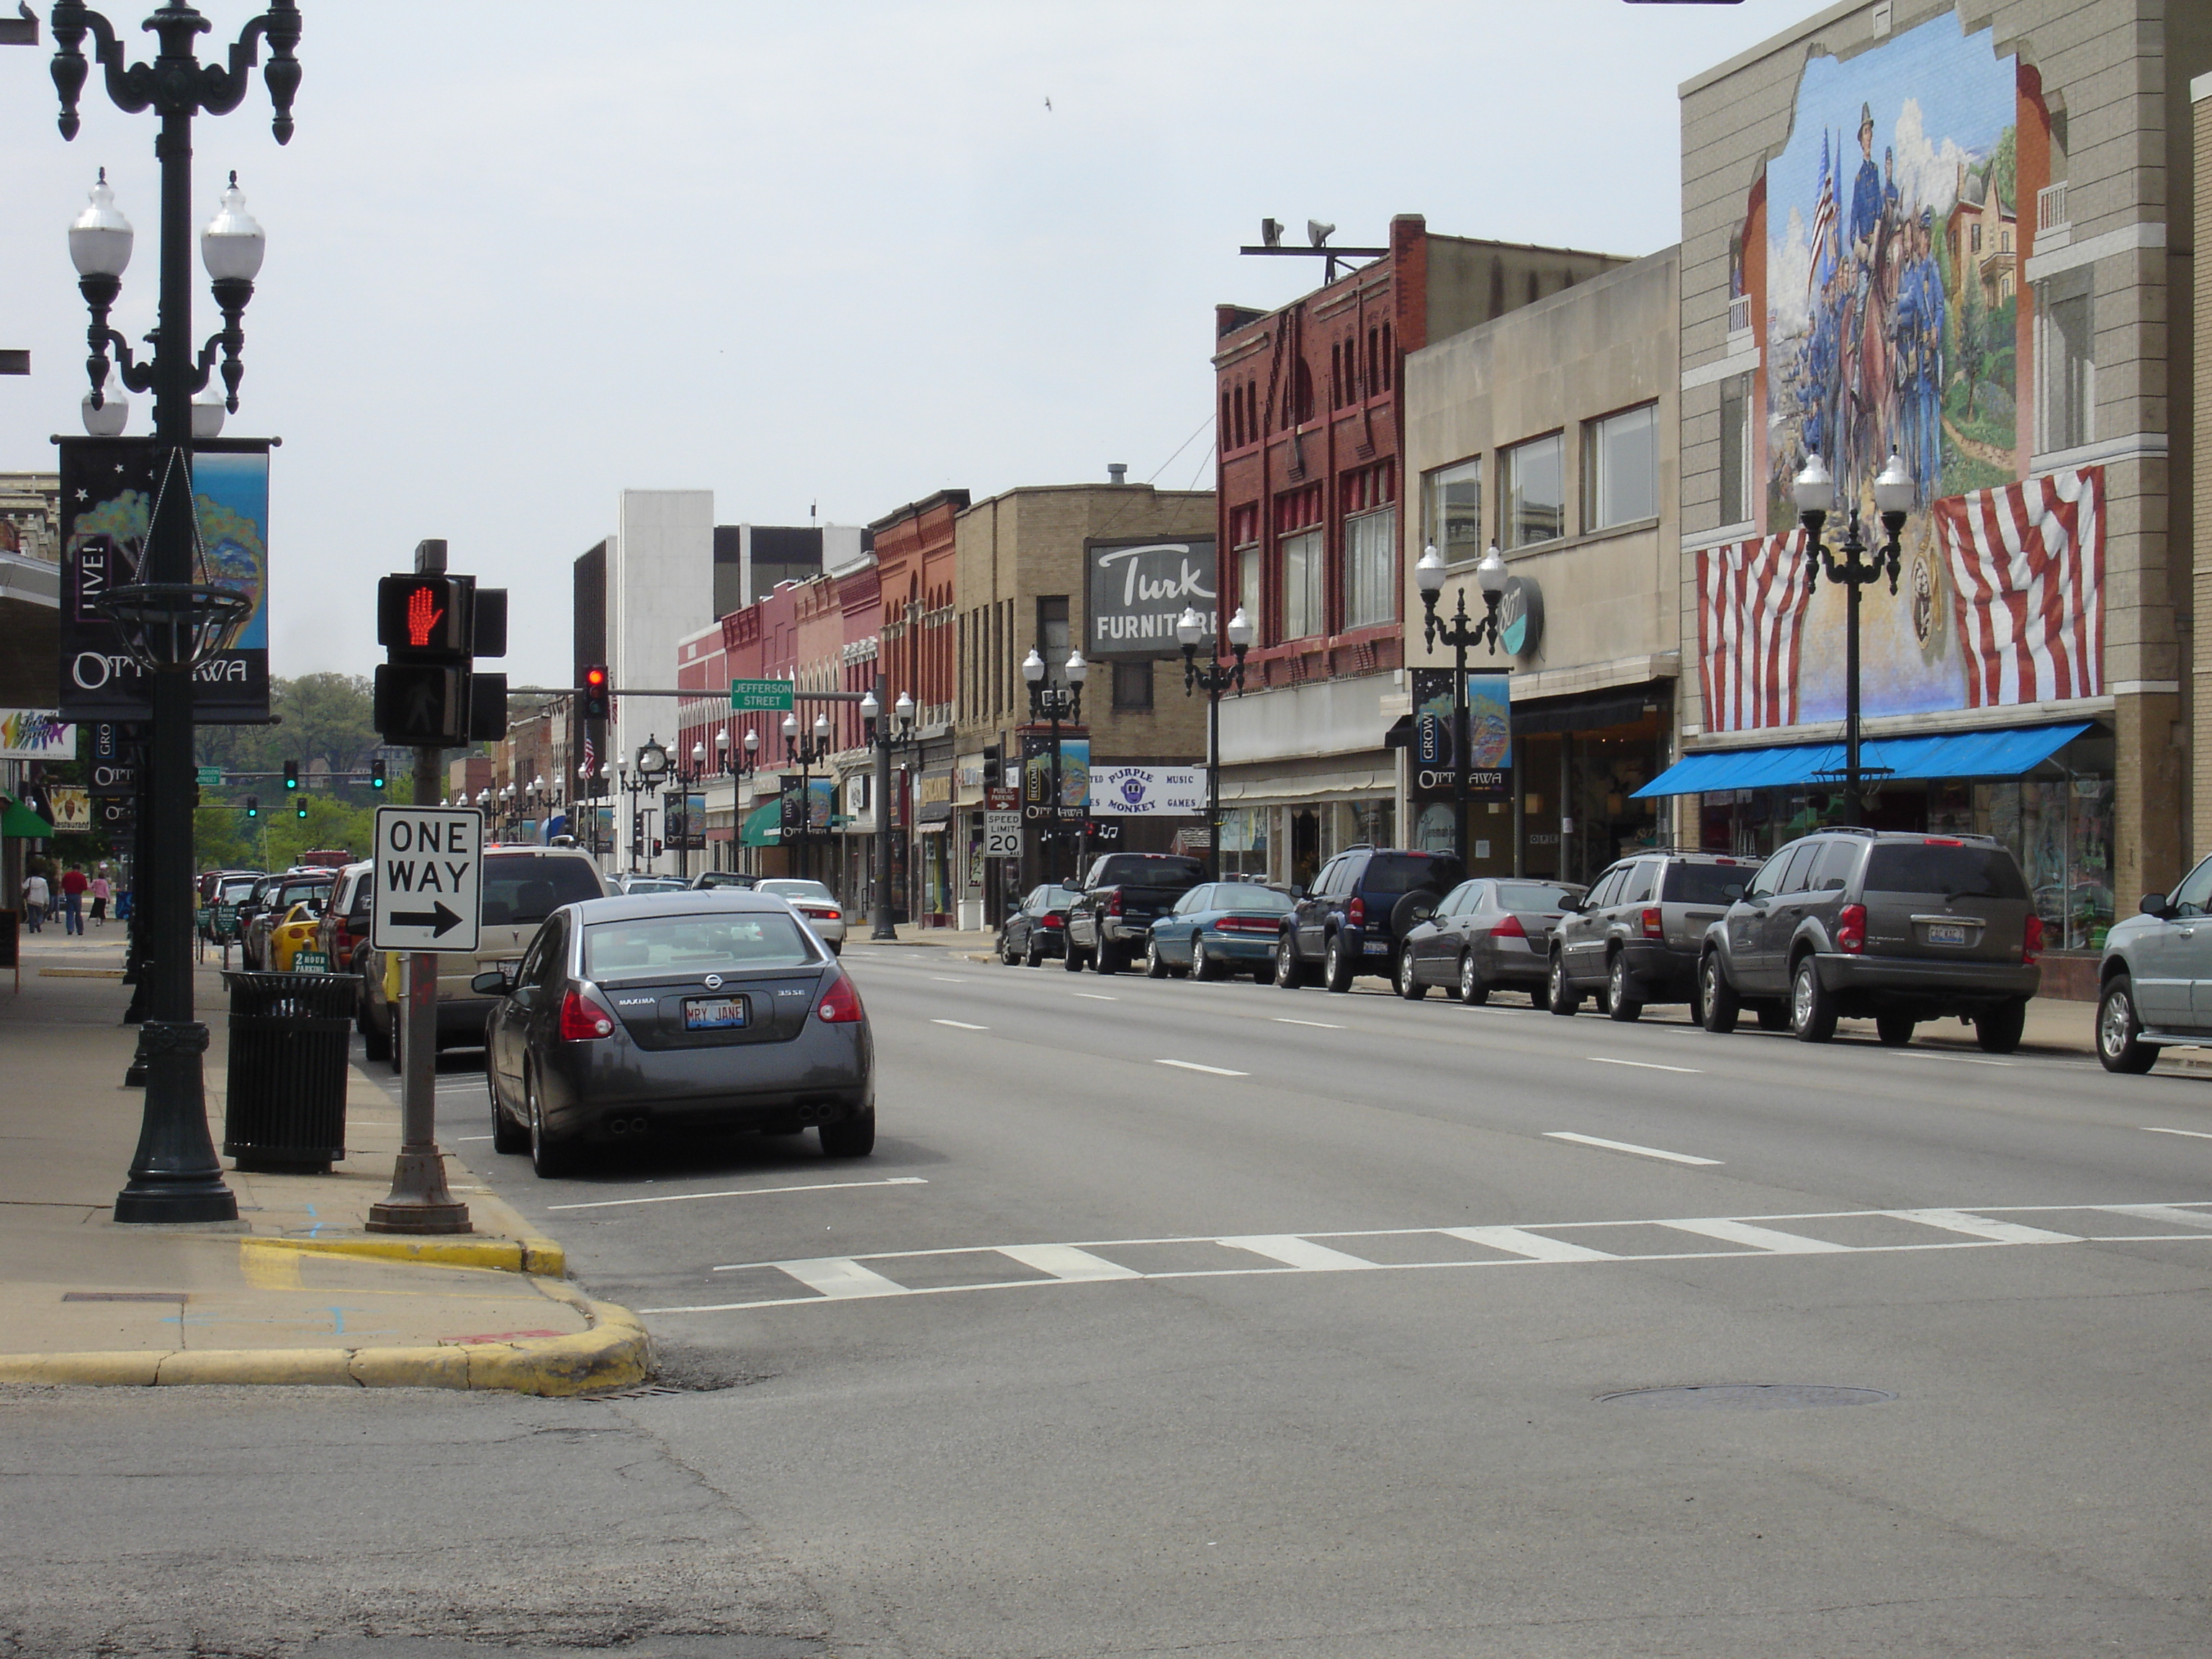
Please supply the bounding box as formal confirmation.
[1063,853,1206,974]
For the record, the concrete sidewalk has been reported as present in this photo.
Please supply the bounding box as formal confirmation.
[0,930,647,1393]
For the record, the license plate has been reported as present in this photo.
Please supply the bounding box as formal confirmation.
[684,996,747,1031]
[1927,922,1968,946]
[1364,940,1390,954]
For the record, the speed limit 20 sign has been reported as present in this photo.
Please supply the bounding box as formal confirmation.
[983,810,1022,859]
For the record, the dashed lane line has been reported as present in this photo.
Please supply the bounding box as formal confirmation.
[932,1019,989,1030]
[1273,1017,1344,1029]
[637,1200,2212,1315]
[1543,1130,1722,1167]
[1156,1058,1249,1077]
[1587,1057,1702,1074]
[547,1177,928,1212]
[1074,993,1118,1001]
[2144,1127,2212,1141]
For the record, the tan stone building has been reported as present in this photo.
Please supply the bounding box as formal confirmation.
[1399,247,1681,886]
[952,481,1214,923]
[1667,0,2210,966]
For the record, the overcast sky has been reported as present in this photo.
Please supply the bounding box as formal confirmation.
[0,0,1817,688]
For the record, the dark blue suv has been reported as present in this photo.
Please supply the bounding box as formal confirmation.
[1274,846,1467,993]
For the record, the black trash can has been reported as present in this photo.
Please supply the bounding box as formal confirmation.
[221,971,357,1173]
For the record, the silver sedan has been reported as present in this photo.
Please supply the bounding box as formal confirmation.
[755,878,848,953]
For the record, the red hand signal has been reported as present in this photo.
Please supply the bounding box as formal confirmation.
[405,584,444,648]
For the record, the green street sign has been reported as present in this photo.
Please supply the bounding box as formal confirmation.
[195,765,222,786]
[730,678,795,712]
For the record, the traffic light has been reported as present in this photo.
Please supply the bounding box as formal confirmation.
[982,745,1002,789]
[582,664,610,721]
[282,760,298,793]
[245,795,258,818]
[370,760,387,791]
[296,797,309,819]
[632,811,646,840]
[372,542,510,748]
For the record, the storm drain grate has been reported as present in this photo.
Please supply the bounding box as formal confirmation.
[1599,1384,1896,1410]
[61,1291,185,1304]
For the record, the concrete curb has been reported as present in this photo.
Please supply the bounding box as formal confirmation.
[243,1233,567,1277]
[0,1279,652,1395]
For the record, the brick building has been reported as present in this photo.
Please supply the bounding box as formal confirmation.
[869,490,966,923]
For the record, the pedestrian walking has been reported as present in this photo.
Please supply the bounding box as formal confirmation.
[89,869,111,926]
[22,870,47,934]
[60,864,88,935]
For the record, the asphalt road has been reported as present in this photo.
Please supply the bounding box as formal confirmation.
[11,945,2212,1656]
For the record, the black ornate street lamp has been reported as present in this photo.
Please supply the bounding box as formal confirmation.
[50,0,302,1224]
[1794,450,1914,826]
[631,734,669,868]
[1175,604,1254,881]
[1413,540,1509,869]
[859,687,916,938]
[1022,648,1087,884]
[782,711,832,881]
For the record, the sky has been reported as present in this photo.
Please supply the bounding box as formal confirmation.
[0,0,1821,689]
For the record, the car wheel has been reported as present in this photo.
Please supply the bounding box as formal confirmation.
[1789,956,1838,1043]
[1696,952,1739,1034]
[1323,934,1354,994]
[1192,937,1225,981]
[490,1064,527,1152]
[2097,976,2159,1074]
[526,1073,575,1179]
[1274,935,1305,989]
[1096,942,1124,976]
[1396,948,1427,1001]
[1146,937,1170,979]
[819,1106,876,1158]
[1606,953,1642,1022]
[1874,1012,1915,1047]
[1064,943,1086,972]
[1458,952,1489,1007]
[1974,997,2027,1056]
[1025,935,1044,968]
[1546,950,1580,1017]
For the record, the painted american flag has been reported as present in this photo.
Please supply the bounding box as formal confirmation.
[1933,466,2104,708]
[1697,532,1813,732]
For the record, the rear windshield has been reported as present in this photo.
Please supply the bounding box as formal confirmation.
[1091,855,1204,889]
[760,880,836,903]
[483,855,604,926]
[584,911,820,976]
[1495,882,1579,911]
[1030,886,1080,910]
[1662,864,1749,904]
[1863,842,2028,900]
[276,878,331,910]
[217,877,258,901]
[1364,854,1462,896]
[1216,886,1293,914]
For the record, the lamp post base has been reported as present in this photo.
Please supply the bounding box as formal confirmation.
[112,1020,237,1223]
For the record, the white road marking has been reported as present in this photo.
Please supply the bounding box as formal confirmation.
[1074,993,1118,1001]
[932,1019,989,1030]
[643,1199,2212,1316]
[2143,1127,2212,1141]
[452,1136,494,1143]
[1892,1052,2015,1067]
[1272,1017,1344,1029]
[547,1177,928,1212]
[1543,1131,1722,1166]
[1587,1057,1703,1074]
[1158,1059,1249,1076]
[929,976,968,983]
[1219,1235,1377,1271]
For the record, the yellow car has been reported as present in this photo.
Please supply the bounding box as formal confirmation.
[268,902,324,972]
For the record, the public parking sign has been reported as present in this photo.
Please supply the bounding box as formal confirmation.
[371,806,483,953]
[984,810,1022,858]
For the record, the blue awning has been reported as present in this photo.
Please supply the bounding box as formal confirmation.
[1632,721,2093,799]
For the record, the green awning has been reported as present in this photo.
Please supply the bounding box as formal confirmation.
[0,795,54,838]
[739,799,783,847]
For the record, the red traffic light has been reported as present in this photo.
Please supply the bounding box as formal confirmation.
[582,662,611,721]
[584,665,607,690]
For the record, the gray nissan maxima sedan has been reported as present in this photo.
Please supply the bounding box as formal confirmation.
[476,890,875,1177]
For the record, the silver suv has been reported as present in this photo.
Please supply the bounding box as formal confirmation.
[2095,852,2212,1073]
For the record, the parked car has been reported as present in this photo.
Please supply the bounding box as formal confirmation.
[1396,876,1586,1004]
[229,872,282,949]
[266,902,325,972]
[1145,881,1295,980]
[1545,850,1755,1021]
[475,889,874,1175]
[315,862,374,999]
[756,878,847,953]
[363,847,607,1067]
[998,884,1080,966]
[1693,829,2041,1051]
[1064,853,1208,974]
[691,871,759,891]
[2092,850,2212,1074]
[615,873,688,896]
[199,869,261,941]
[1274,846,1467,993]
[241,871,334,968]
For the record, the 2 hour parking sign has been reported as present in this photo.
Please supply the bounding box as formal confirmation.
[371,806,484,953]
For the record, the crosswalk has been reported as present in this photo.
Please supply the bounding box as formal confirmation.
[639,1200,2212,1316]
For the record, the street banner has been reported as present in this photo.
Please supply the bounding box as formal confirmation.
[0,710,76,761]
[45,785,89,832]
[1408,667,1511,817]
[1089,765,1205,817]
[1087,538,1217,659]
[1022,734,1088,817]
[778,775,834,837]
[662,788,707,851]
[57,436,272,724]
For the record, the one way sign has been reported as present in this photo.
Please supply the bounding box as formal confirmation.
[371,806,484,953]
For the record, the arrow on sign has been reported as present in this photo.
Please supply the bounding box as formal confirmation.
[388,901,464,937]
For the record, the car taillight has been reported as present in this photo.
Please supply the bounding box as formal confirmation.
[1494,914,1526,938]
[1641,907,1664,939]
[819,909,840,921]
[1836,903,1866,953]
[1107,891,1123,917]
[817,974,865,1023]
[559,988,616,1041]
[1347,896,1366,927]
[2023,914,2044,965]
[1041,913,1064,929]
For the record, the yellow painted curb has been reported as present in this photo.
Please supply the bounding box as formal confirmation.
[0,1280,651,1396]
[244,1233,566,1277]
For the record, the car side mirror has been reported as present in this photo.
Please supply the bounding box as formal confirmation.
[1723,883,1745,901]
[469,968,513,996]
[2141,892,2175,920]
[1557,896,1584,914]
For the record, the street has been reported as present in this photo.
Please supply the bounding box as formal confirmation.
[17,945,2208,1656]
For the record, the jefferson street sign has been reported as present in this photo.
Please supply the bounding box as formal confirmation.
[370,806,483,953]
[730,678,795,712]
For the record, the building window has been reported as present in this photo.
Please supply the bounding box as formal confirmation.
[1037,595,1069,665]
[1719,373,1752,526]
[1501,432,1565,548]
[1343,506,1396,629]
[2041,274,2093,454]
[1236,541,1260,633]
[1112,660,1154,711]
[1583,403,1659,531]
[1424,456,1483,559]
[1281,527,1323,640]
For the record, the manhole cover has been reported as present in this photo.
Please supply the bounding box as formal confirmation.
[1599,1384,1896,1410]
